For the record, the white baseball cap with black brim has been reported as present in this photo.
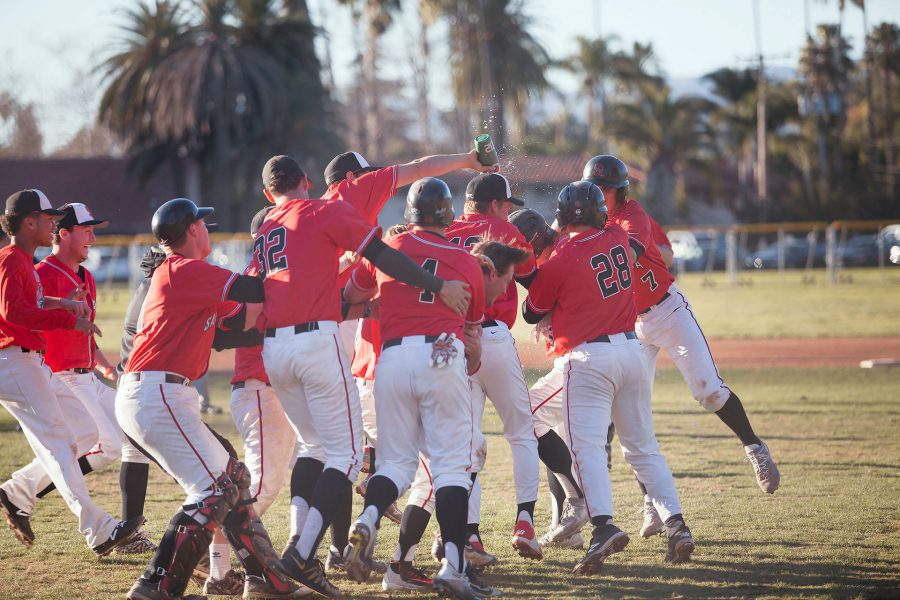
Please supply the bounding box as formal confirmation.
[57,203,110,229]
[5,189,65,218]
[466,173,525,206]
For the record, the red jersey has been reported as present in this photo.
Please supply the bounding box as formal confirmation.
[250,198,379,328]
[610,200,674,312]
[525,224,637,355]
[649,216,671,249]
[322,165,398,225]
[36,256,98,371]
[0,245,76,351]
[126,255,241,381]
[351,317,381,380]
[446,213,536,328]
[231,344,269,385]
[349,230,485,341]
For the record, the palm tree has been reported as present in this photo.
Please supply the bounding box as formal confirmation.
[866,22,899,200]
[605,85,715,221]
[564,35,619,149]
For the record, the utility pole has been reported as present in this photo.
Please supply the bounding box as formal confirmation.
[753,0,768,220]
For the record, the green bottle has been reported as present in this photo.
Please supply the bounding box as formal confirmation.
[475,134,499,167]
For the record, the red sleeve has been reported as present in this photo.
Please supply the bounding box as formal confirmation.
[649,217,671,248]
[1,269,75,330]
[525,259,561,315]
[349,260,377,293]
[617,204,653,248]
[175,260,239,311]
[465,262,486,326]
[322,201,380,255]
[510,231,537,278]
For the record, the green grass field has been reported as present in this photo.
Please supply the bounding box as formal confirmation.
[1,367,898,599]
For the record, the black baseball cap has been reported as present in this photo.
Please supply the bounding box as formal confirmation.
[57,203,109,229]
[324,152,381,187]
[262,155,313,195]
[250,206,273,236]
[466,173,524,206]
[5,189,64,217]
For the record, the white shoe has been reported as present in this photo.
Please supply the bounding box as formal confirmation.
[745,440,781,493]
[544,498,588,544]
[639,497,665,538]
[381,561,433,591]
[540,529,584,549]
[432,559,481,600]
[345,515,377,583]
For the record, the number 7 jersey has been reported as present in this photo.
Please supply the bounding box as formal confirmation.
[525,223,637,355]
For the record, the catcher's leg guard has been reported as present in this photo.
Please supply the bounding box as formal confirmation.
[140,471,237,597]
[223,458,293,591]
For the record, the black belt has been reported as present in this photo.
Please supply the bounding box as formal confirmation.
[382,335,440,350]
[481,320,500,328]
[20,347,45,355]
[586,332,638,344]
[639,292,671,315]
[121,372,192,386]
[265,322,320,337]
[69,368,92,374]
[232,381,271,391]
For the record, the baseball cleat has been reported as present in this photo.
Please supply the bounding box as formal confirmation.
[92,515,145,556]
[203,569,245,595]
[745,440,781,494]
[0,488,34,548]
[544,498,589,544]
[324,545,346,572]
[244,573,315,598]
[382,560,433,591]
[664,523,695,564]
[465,538,498,568]
[281,534,300,560]
[540,530,584,549]
[191,551,211,587]
[279,547,341,598]
[383,502,403,525]
[126,577,207,600]
[465,565,503,597]
[113,528,159,554]
[511,520,543,560]
[345,517,377,583]
[639,497,665,538]
[573,524,629,575]
[432,559,482,600]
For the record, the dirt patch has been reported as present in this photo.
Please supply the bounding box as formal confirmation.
[205,336,900,374]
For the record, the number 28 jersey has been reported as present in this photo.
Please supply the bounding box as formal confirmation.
[349,230,485,342]
[525,224,637,355]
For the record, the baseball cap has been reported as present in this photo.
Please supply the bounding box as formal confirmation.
[466,173,524,206]
[324,151,380,187]
[262,155,313,195]
[250,206,273,236]
[5,189,65,217]
[57,203,109,229]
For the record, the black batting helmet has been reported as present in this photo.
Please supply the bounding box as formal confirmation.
[152,198,214,246]
[556,181,608,230]
[404,177,454,228]
[582,155,630,189]
[509,208,557,258]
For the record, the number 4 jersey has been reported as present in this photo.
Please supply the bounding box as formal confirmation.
[348,230,485,341]
[525,224,637,355]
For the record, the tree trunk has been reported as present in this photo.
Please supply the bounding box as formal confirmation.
[883,65,896,200]
[415,0,432,152]
[364,0,382,159]
[644,158,677,223]
[585,82,596,148]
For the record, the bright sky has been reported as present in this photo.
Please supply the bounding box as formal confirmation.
[0,0,897,150]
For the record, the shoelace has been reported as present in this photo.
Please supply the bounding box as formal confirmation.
[747,448,770,479]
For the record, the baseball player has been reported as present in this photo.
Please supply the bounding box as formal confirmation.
[0,189,144,555]
[341,177,487,599]
[649,216,674,268]
[523,181,694,573]
[581,155,780,529]
[250,156,471,598]
[118,198,301,600]
[444,172,543,560]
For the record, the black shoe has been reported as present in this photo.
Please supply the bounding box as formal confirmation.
[465,566,502,597]
[281,534,300,560]
[573,524,629,575]
[279,547,341,598]
[92,515,146,556]
[0,488,34,548]
[665,523,695,564]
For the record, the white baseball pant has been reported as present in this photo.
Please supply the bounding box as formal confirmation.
[373,336,474,494]
[562,335,682,522]
[262,322,362,481]
[0,348,119,546]
[356,377,378,444]
[530,356,567,439]
[116,374,231,504]
[230,379,296,515]
[636,283,731,412]
[338,318,358,363]
[470,322,539,505]
[407,456,436,514]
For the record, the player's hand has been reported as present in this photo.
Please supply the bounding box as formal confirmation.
[74,317,102,337]
[64,298,91,319]
[463,149,500,174]
[66,285,87,301]
[98,365,118,382]
[338,251,359,275]
[438,280,471,316]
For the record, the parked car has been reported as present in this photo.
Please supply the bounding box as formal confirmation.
[879,225,900,265]
[667,230,703,271]
[836,234,879,267]
[744,235,827,269]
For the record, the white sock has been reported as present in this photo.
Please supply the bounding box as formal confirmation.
[444,541,464,572]
[549,494,560,529]
[516,510,533,526]
[290,496,309,538]
[556,473,580,499]
[296,507,323,560]
[362,505,380,525]
[209,543,231,580]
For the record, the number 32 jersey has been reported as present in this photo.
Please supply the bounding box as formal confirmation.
[525,224,637,355]
[250,198,379,329]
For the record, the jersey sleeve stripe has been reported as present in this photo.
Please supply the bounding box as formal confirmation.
[219,302,243,320]
[349,269,375,293]
[221,272,238,302]
[525,295,551,315]
[390,165,398,196]
[353,227,380,256]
